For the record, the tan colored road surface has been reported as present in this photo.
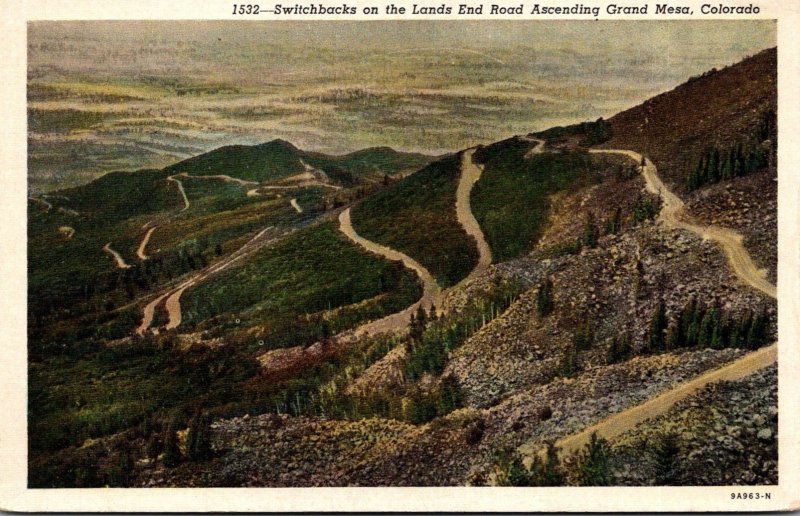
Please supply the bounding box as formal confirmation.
[290,198,303,213]
[590,149,775,298]
[103,242,131,269]
[175,173,258,187]
[517,149,778,461]
[167,175,190,211]
[520,136,546,158]
[136,226,275,334]
[456,149,492,282]
[522,343,777,463]
[338,208,441,338]
[136,227,156,260]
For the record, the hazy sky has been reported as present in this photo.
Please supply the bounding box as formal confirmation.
[28,20,776,190]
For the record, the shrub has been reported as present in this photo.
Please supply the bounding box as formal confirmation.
[576,432,612,486]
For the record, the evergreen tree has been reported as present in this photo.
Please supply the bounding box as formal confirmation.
[606,207,622,235]
[536,277,554,317]
[654,432,681,485]
[583,212,599,248]
[529,443,565,486]
[577,432,612,486]
[186,413,212,462]
[556,344,578,377]
[162,420,181,468]
[698,306,718,348]
[647,302,667,352]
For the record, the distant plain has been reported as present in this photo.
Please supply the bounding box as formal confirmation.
[28,20,775,191]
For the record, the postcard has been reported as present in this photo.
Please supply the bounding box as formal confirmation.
[1,0,798,511]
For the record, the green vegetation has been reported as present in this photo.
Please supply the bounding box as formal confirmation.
[536,277,554,317]
[471,139,606,261]
[165,140,433,185]
[303,146,434,183]
[28,336,260,459]
[686,143,769,191]
[686,110,775,191]
[576,432,613,486]
[606,334,632,365]
[181,223,422,350]
[164,140,306,183]
[495,444,565,487]
[631,194,659,223]
[28,108,111,133]
[404,279,523,381]
[534,117,612,147]
[645,298,771,353]
[654,431,681,485]
[352,154,479,287]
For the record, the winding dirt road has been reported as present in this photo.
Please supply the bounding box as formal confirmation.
[176,173,258,187]
[136,227,156,261]
[522,343,777,463]
[520,136,546,158]
[456,149,492,282]
[29,196,53,212]
[103,243,132,269]
[517,148,778,462]
[590,149,775,298]
[338,208,441,338]
[167,175,190,211]
[290,198,303,213]
[136,226,275,335]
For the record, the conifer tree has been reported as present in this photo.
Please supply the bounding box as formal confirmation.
[648,302,667,352]
[536,277,554,317]
[162,420,181,468]
[187,413,212,462]
[577,432,612,486]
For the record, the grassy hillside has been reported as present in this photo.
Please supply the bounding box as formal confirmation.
[165,139,435,185]
[164,140,305,182]
[351,154,479,288]
[181,222,422,350]
[303,146,434,184]
[471,138,610,262]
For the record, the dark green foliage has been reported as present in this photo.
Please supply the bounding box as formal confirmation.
[534,117,612,147]
[536,277,554,318]
[556,344,579,378]
[606,334,632,364]
[352,154,478,287]
[303,146,434,182]
[405,280,523,381]
[573,320,594,351]
[647,302,667,353]
[165,140,304,183]
[405,376,464,424]
[186,413,213,462]
[582,211,599,248]
[162,420,181,468]
[642,298,772,354]
[631,194,658,223]
[528,443,566,486]
[472,143,606,261]
[605,207,622,235]
[687,142,770,191]
[494,449,531,487]
[182,223,422,349]
[495,443,565,487]
[103,448,133,487]
[577,432,612,486]
[654,431,681,485]
[28,337,260,457]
